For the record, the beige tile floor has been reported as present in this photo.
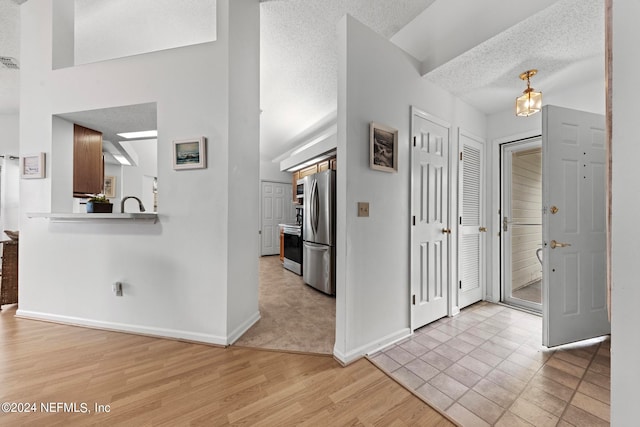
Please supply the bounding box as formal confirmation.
[233,255,336,354]
[370,301,610,426]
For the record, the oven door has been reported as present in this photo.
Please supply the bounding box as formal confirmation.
[283,227,303,275]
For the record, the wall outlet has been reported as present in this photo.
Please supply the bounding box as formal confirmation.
[112,282,123,296]
[357,202,369,217]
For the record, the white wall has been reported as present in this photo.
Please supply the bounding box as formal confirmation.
[611,1,640,423]
[0,114,20,236]
[335,15,486,363]
[225,0,261,341]
[260,159,290,183]
[18,0,259,345]
[73,0,217,67]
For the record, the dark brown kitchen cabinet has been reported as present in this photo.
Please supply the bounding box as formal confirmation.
[73,124,104,197]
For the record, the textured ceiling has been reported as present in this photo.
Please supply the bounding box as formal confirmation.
[56,103,157,165]
[422,0,604,115]
[56,103,157,146]
[259,0,437,161]
[0,0,605,164]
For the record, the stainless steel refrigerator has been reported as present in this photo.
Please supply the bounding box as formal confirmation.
[302,170,336,295]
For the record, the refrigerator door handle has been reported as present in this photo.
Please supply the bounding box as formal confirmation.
[309,179,317,235]
[304,241,326,251]
[310,179,314,233]
[313,179,320,233]
[308,179,314,235]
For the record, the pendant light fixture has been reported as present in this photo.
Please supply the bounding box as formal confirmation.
[515,69,542,117]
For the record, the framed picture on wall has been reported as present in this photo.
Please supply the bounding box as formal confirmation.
[21,152,46,179]
[173,137,207,170]
[104,175,116,198]
[370,122,398,173]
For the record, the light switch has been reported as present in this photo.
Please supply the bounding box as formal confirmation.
[357,202,369,217]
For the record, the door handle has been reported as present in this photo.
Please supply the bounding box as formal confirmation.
[479,227,487,232]
[550,240,572,249]
[313,180,320,233]
[442,228,451,234]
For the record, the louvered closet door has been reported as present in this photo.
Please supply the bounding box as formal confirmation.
[458,130,485,309]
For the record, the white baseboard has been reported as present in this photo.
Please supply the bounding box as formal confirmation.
[227,311,260,345]
[15,309,228,346]
[333,328,412,365]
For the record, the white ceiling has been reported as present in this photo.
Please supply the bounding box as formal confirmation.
[0,0,605,163]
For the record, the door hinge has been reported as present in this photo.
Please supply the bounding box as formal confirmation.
[460,151,463,161]
[412,294,416,305]
[413,136,417,147]
[412,216,416,226]
[459,281,462,290]
[459,216,462,225]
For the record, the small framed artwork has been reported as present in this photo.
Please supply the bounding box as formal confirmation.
[21,152,46,179]
[173,137,207,170]
[370,122,398,173]
[104,175,116,198]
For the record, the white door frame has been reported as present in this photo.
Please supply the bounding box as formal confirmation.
[489,131,541,304]
[410,106,459,331]
[499,136,542,312]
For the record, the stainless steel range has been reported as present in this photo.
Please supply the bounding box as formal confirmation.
[282,223,303,275]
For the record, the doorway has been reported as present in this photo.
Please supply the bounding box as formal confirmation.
[500,137,543,312]
[237,180,335,354]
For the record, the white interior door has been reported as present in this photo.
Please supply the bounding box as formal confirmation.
[458,130,486,309]
[261,181,292,256]
[411,109,450,329]
[542,105,610,347]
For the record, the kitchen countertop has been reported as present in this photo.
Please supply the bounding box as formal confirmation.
[27,212,158,223]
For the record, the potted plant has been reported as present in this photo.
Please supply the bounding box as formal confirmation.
[86,194,113,213]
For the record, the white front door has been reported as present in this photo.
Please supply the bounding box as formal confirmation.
[458,130,486,309]
[411,108,450,329]
[542,105,610,347]
[261,181,292,256]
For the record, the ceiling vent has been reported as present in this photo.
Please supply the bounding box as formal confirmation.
[0,57,19,70]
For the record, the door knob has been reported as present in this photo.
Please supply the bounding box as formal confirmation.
[479,227,487,232]
[550,240,572,249]
[442,228,451,234]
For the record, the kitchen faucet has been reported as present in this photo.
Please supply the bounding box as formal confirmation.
[121,196,146,213]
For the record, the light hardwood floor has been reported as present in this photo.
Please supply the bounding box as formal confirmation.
[0,306,452,426]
